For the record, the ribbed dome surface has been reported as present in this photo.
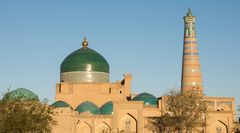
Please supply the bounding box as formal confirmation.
[100,101,113,115]
[3,88,38,101]
[52,101,71,108]
[132,92,157,106]
[75,101,100,114]
[61,47,109,73]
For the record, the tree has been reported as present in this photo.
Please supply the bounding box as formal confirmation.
[0,92,56,133]
[147,89,207,133]
[147,113,173,133]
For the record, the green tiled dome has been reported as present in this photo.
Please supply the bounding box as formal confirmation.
[132,92,157,106]
[61,47,109,73]
[52,101,71,108]
[75,101,100,114]
[3,88,39,101]
[100,101,113,115]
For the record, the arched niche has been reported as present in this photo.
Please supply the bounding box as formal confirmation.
[217,104,230,111]
[96,122,111,133]
[210,120,228,133]
[76,120,92,133]
[119,113,137,133]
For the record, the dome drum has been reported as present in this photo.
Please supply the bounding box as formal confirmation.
[61,71,109,83]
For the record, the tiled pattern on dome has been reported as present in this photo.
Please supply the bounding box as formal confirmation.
[100,101,113,115]
[4,88,38,101]
[132,92,157,107]
[75,101,100,114]
[61,47,109,73]
[52,101,71,108]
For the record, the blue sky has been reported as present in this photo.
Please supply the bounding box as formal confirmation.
[0,1,239,107]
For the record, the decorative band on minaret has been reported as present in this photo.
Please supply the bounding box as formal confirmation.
[181,9,203,95]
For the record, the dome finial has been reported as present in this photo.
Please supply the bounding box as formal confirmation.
[187,8,192,16]
[82,36,88,47]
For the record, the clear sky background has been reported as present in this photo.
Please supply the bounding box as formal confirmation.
[0,1,239,107]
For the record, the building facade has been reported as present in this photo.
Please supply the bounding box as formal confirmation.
[49,10,236,133]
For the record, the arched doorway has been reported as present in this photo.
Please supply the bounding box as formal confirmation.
[76,120,92,133]
[96,122,111,133]
[119,113,137,133]
[210,120,228,133]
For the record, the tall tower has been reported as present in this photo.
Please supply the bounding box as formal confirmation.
[181,9,203,95]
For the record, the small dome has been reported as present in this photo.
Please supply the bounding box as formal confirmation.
[100,101,113,115]
[75,101,100,115]
[52,101,71,108]
[3,88,38,101]
[132,92,157,106]
[60,38,110,83]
